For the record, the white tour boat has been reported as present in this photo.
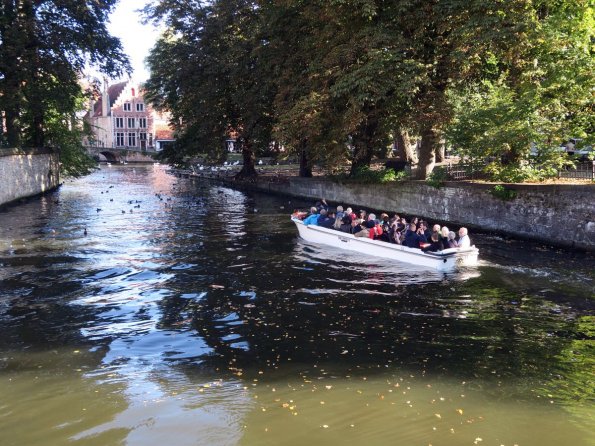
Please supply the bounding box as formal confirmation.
[292,217,479,271]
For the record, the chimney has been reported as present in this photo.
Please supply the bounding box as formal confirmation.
[102,77,109,117]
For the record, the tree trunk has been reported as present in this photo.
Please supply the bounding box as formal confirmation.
[414,126,439,180]
[435,137,446,163]
[298,140,312,177]
[349,115,378,177]
[235,139,258,179]
[394,127,418,164]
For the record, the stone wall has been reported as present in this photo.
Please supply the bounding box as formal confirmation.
[236,176,595,251]
[0,148,60,207]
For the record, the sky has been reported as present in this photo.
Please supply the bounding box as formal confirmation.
[106,0,161,82]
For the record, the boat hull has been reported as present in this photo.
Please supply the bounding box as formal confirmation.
[292,218,479,271]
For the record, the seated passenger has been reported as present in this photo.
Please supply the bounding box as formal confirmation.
[353,219,369,237]
[422,232,445,252]
[403,223,422,248]
[420,221,431,240]
[315,198,328,212]
[318,209,335,228]
[440,226,450,247]
[345,207,356,220]
[339,215,352,233]
[303,207,319,226]
[458,227,471,248]
[447,231,459,248]
[334,206,345,228]
[388,220,402,244]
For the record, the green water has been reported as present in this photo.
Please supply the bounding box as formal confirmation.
[0,165,593,445]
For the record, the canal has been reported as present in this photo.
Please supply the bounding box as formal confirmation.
[0,165,593,446]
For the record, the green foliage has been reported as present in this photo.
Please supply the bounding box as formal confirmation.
[0,0,130,147]
[425,167,448,189]
[143,0,593,182]
[44,94,97,177]
[331,166,408,184]
[490,184,517,201]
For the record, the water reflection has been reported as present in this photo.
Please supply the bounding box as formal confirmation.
[0,165,593,445]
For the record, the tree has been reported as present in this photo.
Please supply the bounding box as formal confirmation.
[446,0,594,181]
[144,0,277,179]
[0,0,129,149]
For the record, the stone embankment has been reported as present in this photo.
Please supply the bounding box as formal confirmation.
[177,169,595,252]
[0,148,60,208]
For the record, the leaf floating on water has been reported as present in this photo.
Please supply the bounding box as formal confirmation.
[434,413,441,419]
[209,284,225,289]
[474,438,483,444]
[457,409,464,415]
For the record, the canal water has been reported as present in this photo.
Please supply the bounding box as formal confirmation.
[0,165,593,446]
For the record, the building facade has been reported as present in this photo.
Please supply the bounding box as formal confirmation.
[84,80,172,152]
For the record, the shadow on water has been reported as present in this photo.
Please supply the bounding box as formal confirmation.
[0,166,593,445]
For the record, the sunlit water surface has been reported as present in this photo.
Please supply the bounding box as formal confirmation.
[0,165,593,446]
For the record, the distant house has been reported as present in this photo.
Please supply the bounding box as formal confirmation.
[84,80,174,151]
[154,115,175,152]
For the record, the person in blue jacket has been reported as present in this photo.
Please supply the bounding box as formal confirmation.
[303,207,319,226]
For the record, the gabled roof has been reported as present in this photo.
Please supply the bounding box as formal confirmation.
[93,81,127,117]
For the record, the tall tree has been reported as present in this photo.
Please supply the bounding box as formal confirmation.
[144,0,276,179]
[0,0,129,148]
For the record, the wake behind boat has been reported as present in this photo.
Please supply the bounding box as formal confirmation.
[292,217,479,271]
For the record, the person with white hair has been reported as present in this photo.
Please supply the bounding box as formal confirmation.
[334,205,345,229]
[458,227,471,248]
[303,206,319,226]
[447,231,459,248]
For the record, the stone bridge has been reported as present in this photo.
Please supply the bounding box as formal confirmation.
[85,147,158,163]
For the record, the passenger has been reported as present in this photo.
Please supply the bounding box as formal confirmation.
[359,210,367,222]
[403,223,422,248]
[379,214,392,242]
[458,227,471,248]
[315,199,328,212]
[339,215,352,233]
[303,207,319,226]
[389,219,402,244]
[353,219,369,237]
[366,214,384,240]
[292,209,308,220]
[422,232,445,252]
[420,221,431,240]
[447,231,459,248]
[335,206,345,227]
[318,209,335,228]
[440,226,450,247]
[345,207,356,220]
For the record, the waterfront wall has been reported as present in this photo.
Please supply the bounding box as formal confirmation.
[207,175,594,251]
[0,148,60,207]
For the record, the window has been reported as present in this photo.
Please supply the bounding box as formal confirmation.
[138,117,147,128]
[116,132,124,146]
[127,117,135,128]
[139,132,147,141]
[115,117,123,128]
[123,102,131,112]
[149,133,153,146]
[128,132,136,147]
[136,103,144,112]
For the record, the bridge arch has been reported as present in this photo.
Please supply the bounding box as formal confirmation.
[98,151,120,163]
